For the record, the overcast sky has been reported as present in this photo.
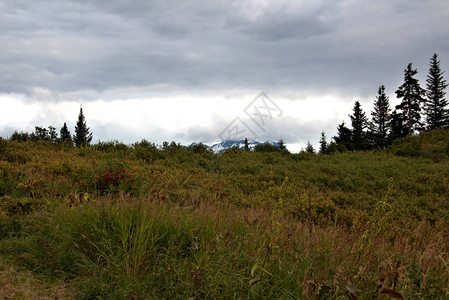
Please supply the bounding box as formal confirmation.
[1,0,448,151]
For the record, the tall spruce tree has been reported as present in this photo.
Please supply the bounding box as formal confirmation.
[319,131,327,154]
[349,100,368,150]
[333,122,352,151]
[395,63,426,134]
[60,122,72,143]
[370,85,391,148]
[305,141,315,153]
[74,107,93,147]
[424,53,449,129]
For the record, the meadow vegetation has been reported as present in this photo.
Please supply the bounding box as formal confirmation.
[0,131,448,298]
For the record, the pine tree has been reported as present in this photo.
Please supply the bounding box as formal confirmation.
[244,138,249,151]
[370,85,392,148]
[424,53,449,129]
[389,109,407,142]
[319,131,327,154]
[74,107,93,147]
[395,63,426,134]
[349,100,368,150]
[333,122,352,151]
[305,141,315,153]
[60,122,72,143]
[278,138,286,150]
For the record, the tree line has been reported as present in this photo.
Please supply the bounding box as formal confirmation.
[9,107,93,147]
[5,53,448,154]
[319,53,448,154]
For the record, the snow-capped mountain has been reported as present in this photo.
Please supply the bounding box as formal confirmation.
[188,140,280,154]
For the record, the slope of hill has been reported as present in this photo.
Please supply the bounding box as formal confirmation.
[0,139,448,298]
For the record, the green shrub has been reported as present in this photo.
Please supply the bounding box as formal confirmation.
[0,138,7,158]
[388,128,449,160]
[94,140,130,152]
[132,139,164,162]
[254,142,280,153]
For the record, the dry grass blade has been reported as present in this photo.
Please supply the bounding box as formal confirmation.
[249,278,261,288]
[380,288,404,299]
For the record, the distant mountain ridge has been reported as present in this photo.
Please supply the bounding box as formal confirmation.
[189,140,280,154]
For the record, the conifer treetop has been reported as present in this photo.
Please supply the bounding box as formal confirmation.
[73,106,93,147]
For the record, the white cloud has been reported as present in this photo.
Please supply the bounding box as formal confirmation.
[0,91,357,151]
[1,0,449,149]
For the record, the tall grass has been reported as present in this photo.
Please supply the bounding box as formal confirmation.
[0,139,448,297]
[1,196,448,298]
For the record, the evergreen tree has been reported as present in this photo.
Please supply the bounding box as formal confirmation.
[424,53,449,129]
[48,126,58,143]
[349,100,368,150]
[389,109,408,142]
[60,122,72,143]
[73,107,93,147]
[370,85,392,148]
[278,138,286,150]
[395,63,426,134]
[33,126,50,141]
[9,131,30,142]
[305,141,315,153]
[333,122,352,151]
[244,138,249,151]
[319,131,327,154]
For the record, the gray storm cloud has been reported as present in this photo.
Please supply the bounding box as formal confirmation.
[2,0,448,99]
[1,0,448,148]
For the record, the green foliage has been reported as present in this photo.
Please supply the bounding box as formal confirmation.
[0,196,36,216]
[132,139,163,162]
[60,122,72,144]
[388,128,449,161]
[94,140,129,153]
[29,126,58,143]
[425,53,449,129]
[333,121,352,151]
[0,139,448,298]
[188,143,212,155]
[254,142,280,153]
[0,138,6,159]
[350,100,369,150]
[389,109,408,142]
[1,198,447,298]
[319,131,327,154]
[9,131,31,142]
[305,140,315,153]
[73,107,93,147]
[278,138,286,150]
[396,63,426,134]
[370,85,392,148]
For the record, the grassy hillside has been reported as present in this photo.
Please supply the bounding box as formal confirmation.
[0,138,448,298]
